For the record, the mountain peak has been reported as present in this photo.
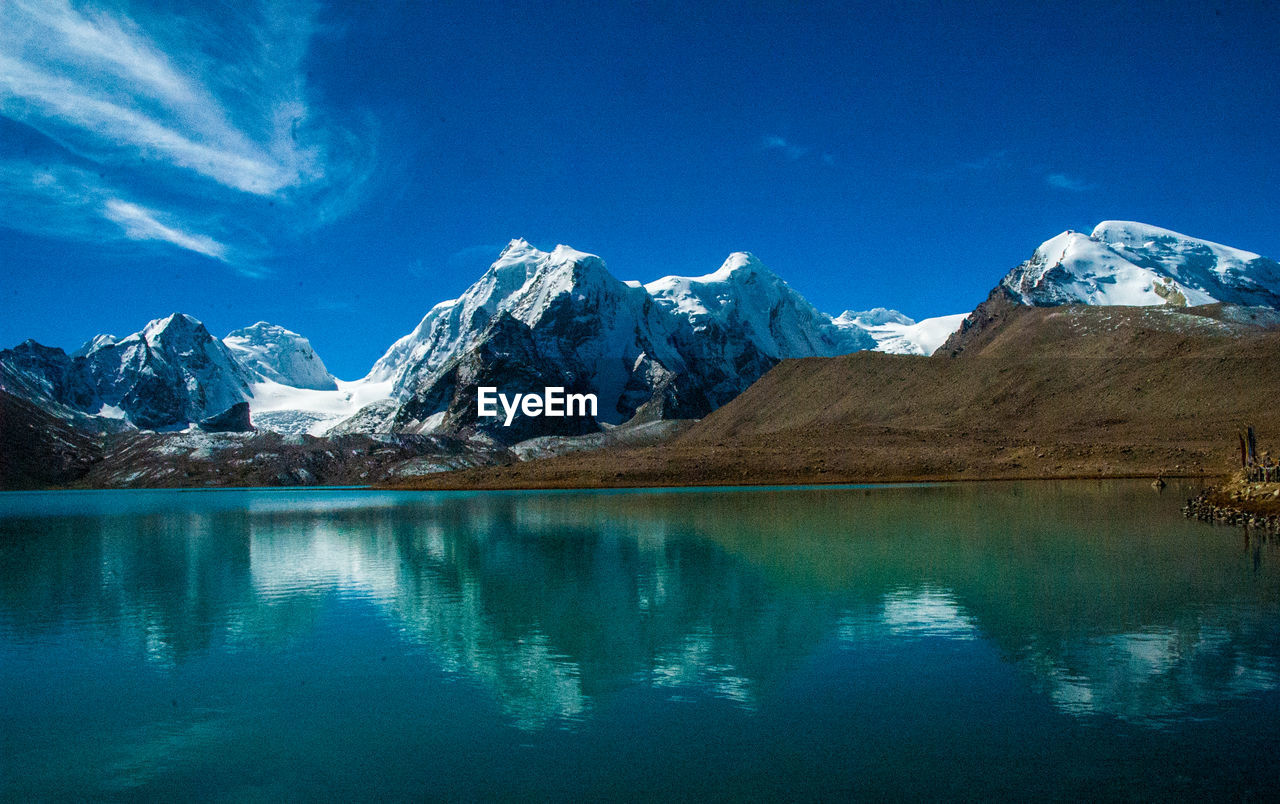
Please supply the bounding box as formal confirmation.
[1090,220,1263,262]
[712,252,773,282]
[72,334,118,358]
[500,238,536,257]
[1000,222,1280,309]
[142,312,206,339]
[224,322,337,391]
[547,243,600,266]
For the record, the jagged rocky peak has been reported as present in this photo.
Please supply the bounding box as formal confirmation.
[82,312,253,430]
[360,239,685,433]
[0,312,256,431]
[342,239,914,439]
[223,322,337,390]
[0,339,92,410]
[1000,221,1280,309]
[507,244,633,324]
[366,239,645,395]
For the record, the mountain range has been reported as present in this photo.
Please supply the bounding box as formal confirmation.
[4,220,1280,489]
[0,240,962,441]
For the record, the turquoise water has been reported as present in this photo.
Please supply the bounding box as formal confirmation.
[2,481,1278,800]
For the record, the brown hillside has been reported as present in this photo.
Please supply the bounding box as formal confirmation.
[395,303,1280,490]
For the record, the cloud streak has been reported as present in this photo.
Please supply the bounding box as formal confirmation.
[1045,172,1092,192]
[761,134,836,166]
[102,199,228,261]
[762,135,811,161]
[0,0,366,267]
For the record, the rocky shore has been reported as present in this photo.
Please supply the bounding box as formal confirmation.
[1183,473,1280,533]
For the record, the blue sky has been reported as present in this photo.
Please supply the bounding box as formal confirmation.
[2,0,1279,378]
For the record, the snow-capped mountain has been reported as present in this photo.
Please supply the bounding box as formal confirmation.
[368,240,681,401]
[354,239,699,438]
[833,307,914,328]
[0,313,253,430]
[1,314,354,433]
[834,310,968,357]
[343,241,896,440]
[224,322,337,390]
[1001,221,1280,309]
[645,253,875,358]
[83,313,252,429]
[2,239,969,440]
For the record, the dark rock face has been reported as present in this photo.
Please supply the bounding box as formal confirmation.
[0,340,96,409]
[666,318,778,415]
[0,389,101,489]
[936,286,1022,357]
[198,402,254,433]
[394,313,600,444]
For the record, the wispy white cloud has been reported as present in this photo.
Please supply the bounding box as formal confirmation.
[761,135,812,162]
[101,199,228,261]
[0,0,369,270]
[0,159,255,268]
[1046,172,1093,192]
[0,0,319,194]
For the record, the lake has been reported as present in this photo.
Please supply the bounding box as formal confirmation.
[2,481,1278,800]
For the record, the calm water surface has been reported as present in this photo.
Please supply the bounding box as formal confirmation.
[2,481,1278,800]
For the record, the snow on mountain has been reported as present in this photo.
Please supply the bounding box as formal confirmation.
[1001,221,1280,309]
[869,314,969,356]
[2,310,383,435]
[220,322,389,435]
[78,313,254,429]
[833,309,967,356]
[244,378,394,435]
[71,334,117,357]
[1,314,354,433]
[367,239,548,392]
[5,239,967,440]
[359,239,692,436]
[349,241,899,440]
[0,313,255,431]
[0,339,104,428]
[224,322,338,391]
[834,307,915,328]
[645,253,875,358]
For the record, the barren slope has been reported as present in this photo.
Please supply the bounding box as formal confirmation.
[395,303,1280,489]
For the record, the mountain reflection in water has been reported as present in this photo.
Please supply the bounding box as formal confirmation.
[2,481,1279,797]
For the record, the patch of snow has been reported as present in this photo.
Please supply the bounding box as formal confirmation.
[247,378,395,436]
[834,308,915,327]
[834,311,966,356]
[94,403,128,420]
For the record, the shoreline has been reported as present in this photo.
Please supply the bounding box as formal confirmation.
[4,467,1222,494]
[1182,474,1280,533]
[384,466,1217,492]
